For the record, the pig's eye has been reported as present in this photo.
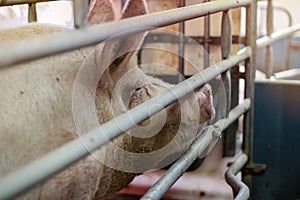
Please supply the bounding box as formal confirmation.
[135,87,142,91]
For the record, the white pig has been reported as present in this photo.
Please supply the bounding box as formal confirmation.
[0,0,214,199]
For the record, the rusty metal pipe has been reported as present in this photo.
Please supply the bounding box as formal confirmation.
[0,0,252,68]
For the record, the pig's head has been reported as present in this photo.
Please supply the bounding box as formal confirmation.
[73,0,215,173]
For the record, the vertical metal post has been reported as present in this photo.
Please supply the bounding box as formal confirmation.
[243,0,257,193]
[264,0,273,78]
[285,35,292,70]
[73,0,89,28]
[284,7,293,70]
[178,0,186,82]
[221,10,232,115]
[203,0,210,68]
[221,10,232,61]
[28,3,37,22]
[221,10,237,157]
[223,64,239,157]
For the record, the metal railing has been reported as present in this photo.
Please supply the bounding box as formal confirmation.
[225,154,250,200]
[0,0,252,68]
[0,45,252,200]
[141,100,251,200]
[0,0,299,199]
[0,0,62,6]
[258,3,294,70]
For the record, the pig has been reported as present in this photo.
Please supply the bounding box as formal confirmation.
[0,0,214,199]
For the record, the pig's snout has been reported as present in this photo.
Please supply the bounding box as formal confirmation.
[196,84,215,122]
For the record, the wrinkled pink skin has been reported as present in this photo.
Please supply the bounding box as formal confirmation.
[0,0,214,199]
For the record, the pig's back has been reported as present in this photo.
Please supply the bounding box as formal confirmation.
[0,24,112,199]
[0,23,100,189]
[0,23,68,42]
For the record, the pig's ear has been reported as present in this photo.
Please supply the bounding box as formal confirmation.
[88,0,115,25]
[97,0,148,81]
[121,0,148,19]
[118,0,148,50]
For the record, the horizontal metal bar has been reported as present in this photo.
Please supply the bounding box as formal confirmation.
[141,99,251,200]
[0,0,251,68]
[0,0,62,6]
[0,47,250,200]
[225,153,249,200]
[144,33,244,45]
[256,24,300,49]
